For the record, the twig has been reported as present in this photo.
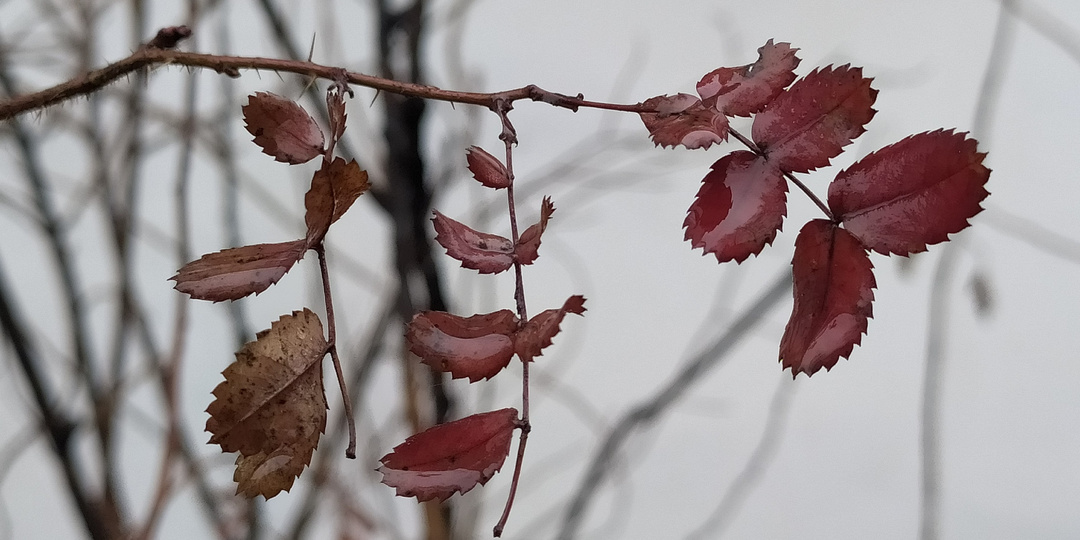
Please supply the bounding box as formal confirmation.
[556,271,792,540]
[316,243,357,458]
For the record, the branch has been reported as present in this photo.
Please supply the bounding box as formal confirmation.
[0,34,653,121]
[556,270,791,540]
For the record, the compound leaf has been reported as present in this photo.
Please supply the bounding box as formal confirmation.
[780,220,876,377]
[828,129,990,255]
[752,66,877,173]
[379,408,518,502]
[684,151,787,263]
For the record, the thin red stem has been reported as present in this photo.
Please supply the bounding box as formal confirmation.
[316,243,356,459]
[493,102,530,537]
[728,127,835,221]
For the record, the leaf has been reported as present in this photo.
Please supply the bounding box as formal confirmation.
[432,211,515,274]
[466,146,510,189]
[304,162,335,246]
[327,86,347,142]
[684,151,788,263]
[752,65,877,173]
[379,408,518,502]
[697,39,800,117]
[243,92,325,164]
[205,309,328,498]
[779,220,876,377]
[828,129,990,255]
[515,197,555,265]
[172,240,307,302]
[639,94,730,149]
[515,295,586,361]
[406,310,519,382]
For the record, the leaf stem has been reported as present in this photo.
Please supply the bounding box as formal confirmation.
[728,127,835,221]
[493,101,529,537]
[316,243,356,459]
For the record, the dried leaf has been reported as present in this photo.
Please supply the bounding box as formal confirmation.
[406,310,519,382]
[327,86,347,142]
[432,211,515,274]
[639,94,730,149]
[466,146,510,189]
[206,309,328,498]
[828,130,990,255]
[304,163,335,246]
[697,39,800,117]
[515,295,586,362]
[752,66,877,173]
[515,197,555,265]
[780,220,875,377]
[243,92,325,164]
[379,408,518,502]
[172,241,307,302]
[684,151,787,263]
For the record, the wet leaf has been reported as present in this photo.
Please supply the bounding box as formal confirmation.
[379,408,518,502]
[466,146,510,189]
[432,211,515,274]
[684,151,787,263]
[515,295,587,361]
[406,310,519,382]
[515,197,555,265]
[752,66,877,173]
[171,240,307,302]
[697,39,800,117]
[639,94,730,149]
[828,129,990,255]
[206,309,328,498]
[243,92,325,164]
[780,220,875,377]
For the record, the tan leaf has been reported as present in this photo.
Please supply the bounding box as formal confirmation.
[206,309,328,498]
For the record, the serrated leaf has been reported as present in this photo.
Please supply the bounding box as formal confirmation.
[327,86,347,142]
[171,240,307,302]
[304,163,335,246]
[752,65,877,173]
[432,211,515,274]
[684,151,788,263]
[828,129,990,255]
[206,309,328,498]
[697,39,800,117]
[515,197,555,265]
[639,94,729,149]
[406,310,519,382]
[515,295,586,361]
[378,408,518,502]
[243,92,325,164]
[466,146,510,189]
[780,220,875,377]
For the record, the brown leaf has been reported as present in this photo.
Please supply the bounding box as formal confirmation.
[172,241,307,302]
[243,92,325,164]
[328,158,371,224]
[206,309,328,498]
[465,146,510,189]
[327,86,347,143]
[305,158,371,246]
[515,295,586,361]
[515,197,555,265]
[432,211,515,274]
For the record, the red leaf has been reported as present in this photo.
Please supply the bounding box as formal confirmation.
[828,129,990,255]
[172,241,307,302]
[405,310,519,382]
[327,157,371,225]
[515,295,586,362]
[697,39,800,117]
[515,197,555,265]
[752,66,877,173]
[466,146,510,189]
[327,86,347,143]
[379,408,519,502]
[684,151,788,263]
[304,163,334,246]
[639,94,729,149]
[779,220,875,377]
[243,92,325,164]
[432,211,514,274]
